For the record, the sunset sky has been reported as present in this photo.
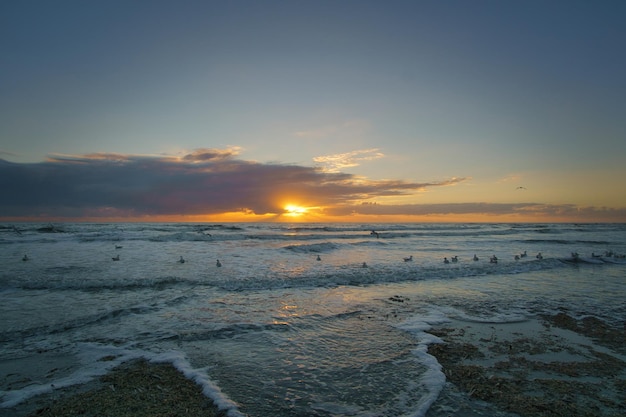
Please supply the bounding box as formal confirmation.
[1,0,625,222]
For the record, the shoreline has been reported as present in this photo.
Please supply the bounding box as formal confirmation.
[1,360,227,417]
[426,311,626,417]
[2,312,624,417]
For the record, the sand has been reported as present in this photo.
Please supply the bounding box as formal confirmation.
[2,311,624,417]
[1,359,226,417]
[426,311,626,417]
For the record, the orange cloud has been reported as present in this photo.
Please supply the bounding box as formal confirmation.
[1,150,624,222]
[313,148,385,172]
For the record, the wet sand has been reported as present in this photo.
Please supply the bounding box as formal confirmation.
[2,311,624,417]
[426,311,626,417]
[1,359,226,417]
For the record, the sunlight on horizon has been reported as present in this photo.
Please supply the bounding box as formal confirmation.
[283,204,308,218]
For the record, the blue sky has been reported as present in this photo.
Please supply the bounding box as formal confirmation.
[1,1,625,221]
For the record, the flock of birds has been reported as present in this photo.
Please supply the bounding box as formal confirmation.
[396,250,544,265]
[20,245,224,268]
[21,249,624,268]
[441,251,543,264]
[17,229,624,268]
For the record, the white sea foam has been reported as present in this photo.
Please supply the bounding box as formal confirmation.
[150,351,244,417]
[1,344,142,408]
[393,309,451,417]
[0,344,244,417]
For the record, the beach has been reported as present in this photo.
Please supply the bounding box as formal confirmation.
[426,311,626,417]
[2,310,623,417]
[1,359,225,417]
[1,223,625,416]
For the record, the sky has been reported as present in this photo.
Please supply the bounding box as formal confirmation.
[1,0,625,222]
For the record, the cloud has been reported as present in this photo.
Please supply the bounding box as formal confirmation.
[181,147,242,162]
[0,150,19,158]
[2,150,622,221]
[325,202,626,221]
[313,148,385,172]
[0,149,466,219]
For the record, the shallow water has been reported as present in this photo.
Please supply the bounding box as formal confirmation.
[1,223,625,416]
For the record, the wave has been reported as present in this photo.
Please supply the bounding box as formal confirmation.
[517,238,614,245]
[283,242,339,253]
[2,275,192,292]
[171,322,293,342]
[215,258,572,291]
[3,222,623,247]
[0,304,157,343]
[4,254,623,293]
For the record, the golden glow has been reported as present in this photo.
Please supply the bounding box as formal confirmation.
[284,204,308,217]
[5,207,625,223]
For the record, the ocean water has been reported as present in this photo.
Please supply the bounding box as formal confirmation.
[1,223,625,416]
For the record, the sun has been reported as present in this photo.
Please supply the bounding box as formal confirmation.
[284,204,308,217]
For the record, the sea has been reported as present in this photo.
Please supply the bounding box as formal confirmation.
[1,223,625,416]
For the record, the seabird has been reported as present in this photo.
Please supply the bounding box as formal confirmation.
[216,259,222,267]
[473,254,479,261]
[520,250,527,258]
[490,255,498,264]
[316,255,321,261]
[178,256,185,263]
[514,255,520,260]
[403,255,413,262]
[516,186,527,190]
[112,255,120,261]
[536,252,543,260]
[370,230,380,238]
[115,245,123,249]
[451,256,458,263]
[362,262,368,268]
[22,254,29,261]
[444,257,450,264]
